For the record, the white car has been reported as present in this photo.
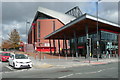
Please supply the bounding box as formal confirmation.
[8,53,32,68]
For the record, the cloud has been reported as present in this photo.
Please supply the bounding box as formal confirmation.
[2,2,37,24]
[2,2,96,44]
[1,1,119,45]
[2,21,31,43]
[98,2,118,23]
[0,35,2,46]
[2,0,120,2]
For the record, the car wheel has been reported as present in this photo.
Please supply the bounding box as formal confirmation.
[8,62,11,66]
[13,63,16,69]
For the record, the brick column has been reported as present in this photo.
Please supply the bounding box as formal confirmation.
[32,28,34,44]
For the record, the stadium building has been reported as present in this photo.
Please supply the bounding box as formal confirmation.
[28,6,120,58]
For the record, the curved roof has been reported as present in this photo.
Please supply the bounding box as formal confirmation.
[45,13,120,39]
[37,6,76,25]
[28,6,76,34]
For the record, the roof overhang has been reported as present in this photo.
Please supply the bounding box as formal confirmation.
[45,13,120,40]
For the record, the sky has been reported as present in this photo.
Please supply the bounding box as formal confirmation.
[0,0,119,45]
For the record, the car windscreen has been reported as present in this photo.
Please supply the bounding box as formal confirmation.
[2,53,10,56]
[15,54,28,59]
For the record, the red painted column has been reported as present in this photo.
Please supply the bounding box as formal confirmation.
[118,34,120,56]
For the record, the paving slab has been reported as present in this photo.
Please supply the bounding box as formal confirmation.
[29,56,119,69]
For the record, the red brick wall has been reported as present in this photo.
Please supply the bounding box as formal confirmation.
[37,19,63,39]
[36,19,68,53]
[28,19,69,53]
[32,27,34,44]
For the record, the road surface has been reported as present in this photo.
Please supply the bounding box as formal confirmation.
[2,62,118,78]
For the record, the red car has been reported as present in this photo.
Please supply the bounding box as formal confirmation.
[0,52,11,62]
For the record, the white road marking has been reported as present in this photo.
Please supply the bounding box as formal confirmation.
[58,67,117,78]
[75,73,82,75]
[78,67,116,75]
[5,66,13,71]
[97,70,102,73]
[58,74,73,78]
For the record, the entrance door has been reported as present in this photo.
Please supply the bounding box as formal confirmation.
[78,46,85,57]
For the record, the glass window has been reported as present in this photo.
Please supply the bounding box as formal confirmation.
[2,53,10,56]
[38,21,40,38]
[15,54,28,59]
[44,43,50,47]
[38,39,40,42]
[12,55,14,59]
[38,34,40,38]
[100,31,118,41]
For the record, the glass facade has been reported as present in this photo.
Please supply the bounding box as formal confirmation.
[100,31,118,57]
[70,30,118,58]
[101,31,117,41]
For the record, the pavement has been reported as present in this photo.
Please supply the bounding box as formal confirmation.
[15,51,119,69]
[30,56,119,69]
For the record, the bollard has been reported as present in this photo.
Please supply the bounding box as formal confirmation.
[35,54,36,60]
[108,54,110,58]
[35,53,38,60]
[72,54,74,60]
[44,55,46,59]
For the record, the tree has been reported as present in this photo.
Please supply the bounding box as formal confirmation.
[8,29,21,49]
[2,40,11,50]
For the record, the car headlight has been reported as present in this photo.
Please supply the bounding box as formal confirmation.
[16,61,19,63]
[27,61,32,63]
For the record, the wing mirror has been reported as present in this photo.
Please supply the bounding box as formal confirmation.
[10,56,14,60]
[12,57,14,60]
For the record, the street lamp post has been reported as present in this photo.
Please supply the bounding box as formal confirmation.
[26,20,30,53]
[96,0,101,61]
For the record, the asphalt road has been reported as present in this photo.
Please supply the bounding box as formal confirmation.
[2,62,118,78]
[1,62,13,72]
